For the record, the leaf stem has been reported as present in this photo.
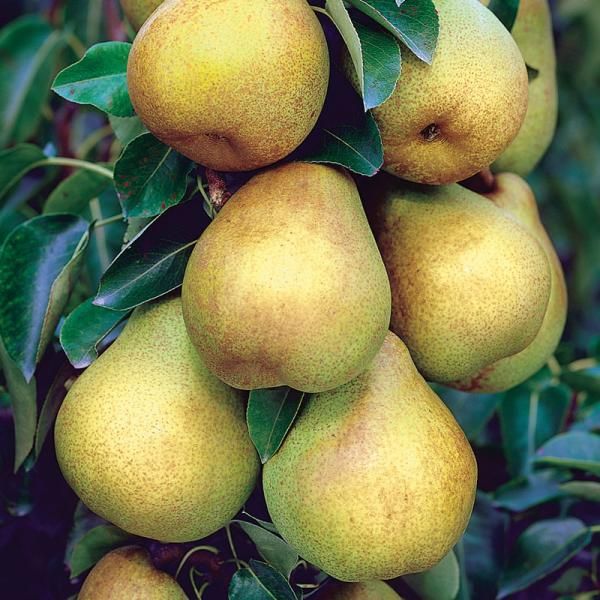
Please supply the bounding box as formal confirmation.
[225,523,243,570]
[174,545,219,579]
[42,157,114,179]
[76,125,114,160]
[94,214,124,228]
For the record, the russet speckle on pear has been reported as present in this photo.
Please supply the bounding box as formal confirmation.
[182,162,392,394]
[484,0,558,175]
[79,546,186,599]
[360,0,528,184]
[364,174,554,392]
[127,0,330,171]
[120,0,163,30]
[55,296,259,543]
[263,333,477,582]
[318,580,404,600]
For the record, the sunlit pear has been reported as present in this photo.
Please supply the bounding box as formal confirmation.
[263,333,477,581]
[55,297,259,542]
[364,175,553,392]
[79,546,186,599]
[353,0,528,184]
[127,0,329,171]
[182,162,391,393]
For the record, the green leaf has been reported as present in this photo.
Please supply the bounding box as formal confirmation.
[572,401,600,432]
[0,144,46,204]
[64,0,112,47]
[561,366,600,395]
[34,361,76,458]
[560,480,600,502]
[60,298,130,369]
[109,114,147,146]
[498,518,592,598]
[0,338,37,471]
[437,387,501,441]
[487,0,520,31]
[95,199,209,311]
[234,521,298,579]
[228,561,297,600]
[0,214,90,381]
[300,79,383,176]
[0,16,65,148]
[404,549,460,600]
[52,42,134,117]
[114,133,193,218]
[461,493,508,600]
[68,524,132,577]
[493,470,567,511]
[549,567,589,595]
[44,167,113,215]
[348,0,440,64]
[535,431,600,476]
[499,383,570,477]
[247,387,305,464]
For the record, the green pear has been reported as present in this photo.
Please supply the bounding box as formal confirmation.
[127,0,329,171]
[355,0,528,185]
[364,175,554,392]
[485,0,558,175]
[55,297,259,543]
[182,162,391,393]
[457,173,567,390]
[263,332,477,582]
[120,0,163,30]
[319,581,403,600]
[79,546,186,599]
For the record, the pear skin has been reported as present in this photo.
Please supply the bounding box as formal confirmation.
[79,546,186,599]
[319,580,403,600]
[486,0,558,175]
[453,173,567,391]
[263,333,477,582]
[55,297,259,543]
[361,0,528,185]
[120,0,163,30]
[182,162,391,393]
[127,0,329,171]
[364,175,552,390]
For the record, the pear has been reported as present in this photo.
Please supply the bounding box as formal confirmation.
[356,0,527,185]
[79,546,186,599]
[486,0,558,175]
[120,0,163,30]
[458,173,567,390]
[263,332,477,582]
[127,0,329,171]
[319,581,403,600]
[364,175,554,392]
[55,297,259,542]
[182,162,391,393]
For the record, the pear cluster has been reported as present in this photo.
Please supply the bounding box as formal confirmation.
[57,0,565,594]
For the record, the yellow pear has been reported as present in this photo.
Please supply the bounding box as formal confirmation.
[483,0,558,175]
[263,333,477,582]
[182,162,391,393]
[120,0,163,30]
[319,580,403,600]
[79,546,186,599]
[127,0,329,171]
[457,173,567,390]
[364,174,554,392]
[359,0,527,185]
[55,297,259,542]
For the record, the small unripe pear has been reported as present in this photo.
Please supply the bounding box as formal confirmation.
[319,581,403,600]
[120,0,163,30]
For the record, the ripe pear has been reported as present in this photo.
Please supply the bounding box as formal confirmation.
[127,0,329,171]
[120,0,163,30]
[182,162,391,393]
[55,297,259,543]
[263,332,477,582]
[79,546,186,599]
[485,0,558,175]
[364,175,554,392]
[319,581,403,600]
[459,173,567,390]
[357,0,527,185]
